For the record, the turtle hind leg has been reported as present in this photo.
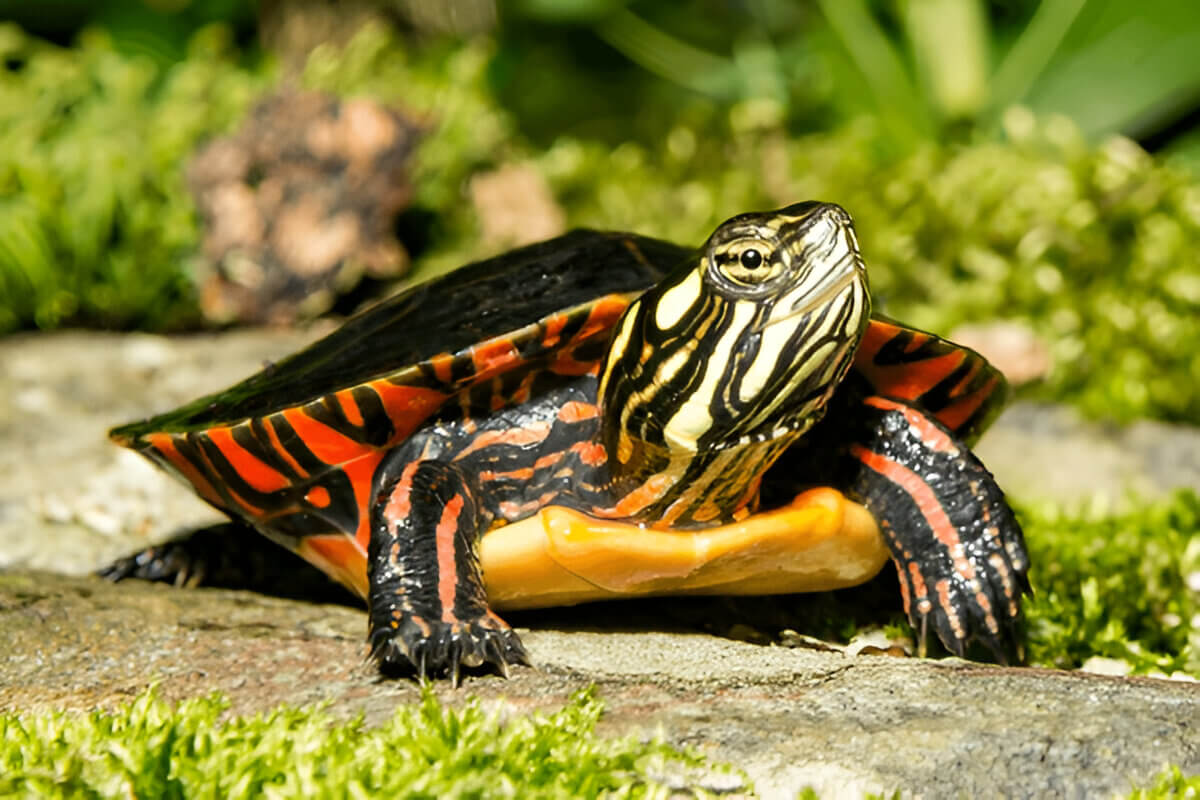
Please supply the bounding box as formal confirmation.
[99,522,357,604]
[845,395,1030,663]
[368,457,529,684]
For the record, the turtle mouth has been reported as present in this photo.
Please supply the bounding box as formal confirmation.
[753,253,864,334]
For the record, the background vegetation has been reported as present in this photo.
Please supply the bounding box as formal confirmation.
[2,0,1199,424]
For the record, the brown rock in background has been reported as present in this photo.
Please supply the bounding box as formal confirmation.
[470,163,566,248]
[188,91,420,325]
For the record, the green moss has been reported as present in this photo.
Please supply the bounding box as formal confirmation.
[1129,765,1200,798]
[0,686,721,798]
[1021,490,1200,676]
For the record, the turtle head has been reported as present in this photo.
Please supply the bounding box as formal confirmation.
[600,202,871,478]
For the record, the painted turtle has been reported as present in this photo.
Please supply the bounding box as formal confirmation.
[110,202,1029,680]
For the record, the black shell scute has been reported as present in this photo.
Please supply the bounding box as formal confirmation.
[112,231,691,438]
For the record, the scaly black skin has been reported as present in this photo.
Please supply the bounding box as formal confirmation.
[366,374,607,680]
[772,374,1030,662]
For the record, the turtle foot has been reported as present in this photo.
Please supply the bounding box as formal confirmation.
[368,611,530,685]
[99,524,357,603]
[842,396,1031,663]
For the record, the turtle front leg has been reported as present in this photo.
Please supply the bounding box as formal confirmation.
[368,457,529,683]
[846,396,1031,661]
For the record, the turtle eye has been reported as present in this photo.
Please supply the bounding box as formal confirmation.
[713,239,781,287]
[740,249,763,270]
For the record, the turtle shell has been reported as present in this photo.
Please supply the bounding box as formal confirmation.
[110,231,690,550]
[112,227,1006,567]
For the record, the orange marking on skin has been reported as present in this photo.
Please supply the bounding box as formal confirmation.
[896,561,912,614]
[430,352,455,384]
[542,313,568,349]
[975,587,998,633]
[207,425,291,493]
[569,440,607,466]
[606,473,675,518]
[436,494,466,621]
[498,491,558,520]
[498,501,525,517]
[850,443,977,585]
[988,551,1019,617]
[908,561,932,614]
[557,401,601,424]
[263,415,309,479]
[479,466,536,482]
[453,422,553,460]
[146,433,224,508]
[384,459,423,526]
[935,578,966,642]
[305,486,331,508]
[335,390,364,427]
[534,451,567,470]
[471,339,521,379]
[864,396,958,455]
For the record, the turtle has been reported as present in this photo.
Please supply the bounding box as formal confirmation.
[108,201,1030,681]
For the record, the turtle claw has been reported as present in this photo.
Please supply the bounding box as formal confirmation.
[898,497,1029,664]
[368,611,529,683]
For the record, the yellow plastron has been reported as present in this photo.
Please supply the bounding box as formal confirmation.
[481,487,888,610]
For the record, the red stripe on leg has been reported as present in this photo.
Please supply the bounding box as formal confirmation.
[863,397,958,455]
[849,444,976,584]
[436,494,466,622]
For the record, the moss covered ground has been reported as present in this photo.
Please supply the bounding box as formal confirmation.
[0,687,718,798]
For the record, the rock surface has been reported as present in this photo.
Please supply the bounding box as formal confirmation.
[3,330,1200,797]
[1,571,1197,798]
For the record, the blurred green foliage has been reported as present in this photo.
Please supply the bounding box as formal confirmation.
[0,24,266,331]
[1,5,1199,426]
[309,25,1200,423]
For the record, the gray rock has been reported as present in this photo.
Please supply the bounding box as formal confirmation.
[1,571,1196,798]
